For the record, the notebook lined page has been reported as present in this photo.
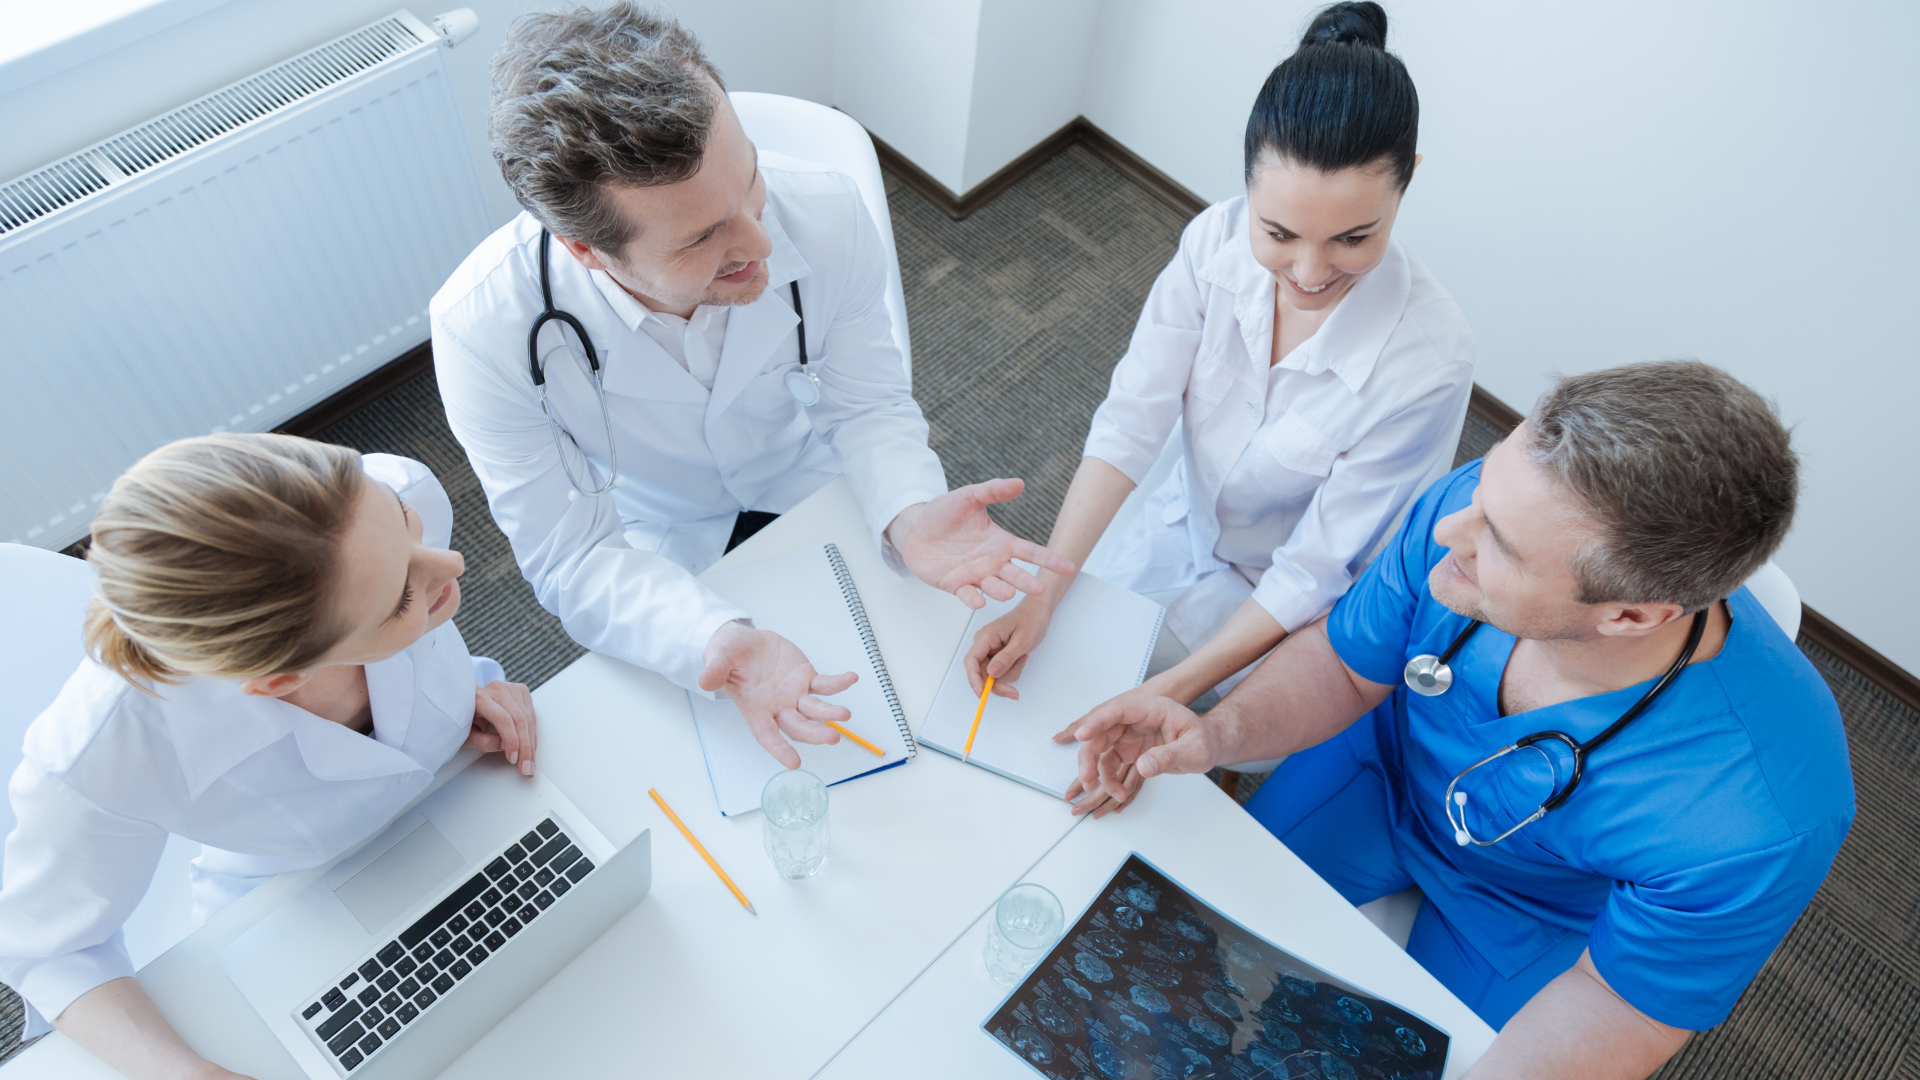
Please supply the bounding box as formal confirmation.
[690,544,913,816]
[918,573,1164,798]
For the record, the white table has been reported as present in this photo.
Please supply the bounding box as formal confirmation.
[813,772,1497,1079]
[9,477,1494,1078]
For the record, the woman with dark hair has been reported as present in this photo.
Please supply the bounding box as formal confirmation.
[968,2,1472,781]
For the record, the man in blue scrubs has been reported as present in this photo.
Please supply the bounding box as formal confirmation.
[1063,361,1854,1077]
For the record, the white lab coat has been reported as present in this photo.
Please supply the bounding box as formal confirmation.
[1083,197,1473,653]
[433,152,947,693]
[0,456,499,1035]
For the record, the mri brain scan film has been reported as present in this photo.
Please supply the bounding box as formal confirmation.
[1034,995,1077,1036]
[984,855,1449,1080]
[1147,934,1197,963]
[1129,984,1172,1013]
[1074,952,1115,983]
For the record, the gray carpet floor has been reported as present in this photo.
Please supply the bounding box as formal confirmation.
[5,143,1912,1077]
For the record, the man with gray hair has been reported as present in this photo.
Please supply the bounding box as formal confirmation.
[432,5,1071,768]
[1060,361,1854,1078]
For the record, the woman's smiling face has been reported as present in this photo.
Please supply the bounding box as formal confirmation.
[1245,150,1415,313]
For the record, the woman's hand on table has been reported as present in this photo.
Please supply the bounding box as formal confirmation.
[964,597,1056,698]
[701,621,855,769]
[470,680,538,775]
[1055,695,1221,817]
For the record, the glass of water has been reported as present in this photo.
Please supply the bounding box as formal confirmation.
[983,883,1064,985]
[762,769,829,880]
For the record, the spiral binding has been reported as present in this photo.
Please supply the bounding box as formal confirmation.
[1134,608,1167,686]
[824,543,916,757]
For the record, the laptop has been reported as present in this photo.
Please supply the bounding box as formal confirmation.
[220,754,650,1078]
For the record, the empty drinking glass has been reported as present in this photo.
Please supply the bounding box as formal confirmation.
[762,769,829,879]
[983,883,1064,985]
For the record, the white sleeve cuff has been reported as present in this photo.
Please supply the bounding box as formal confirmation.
[684,615,752,700]
[1251,565,1338,635]
[870,487,934,579]
[10,931,135,1030]
[1082,434,1159,487]
[470,655,505,688]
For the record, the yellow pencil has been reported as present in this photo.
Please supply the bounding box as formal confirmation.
[963,675,994,762]
[647,787,756,916]
[824,719,884,757]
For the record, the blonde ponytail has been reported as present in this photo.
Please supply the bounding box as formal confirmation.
[83,433,365,686]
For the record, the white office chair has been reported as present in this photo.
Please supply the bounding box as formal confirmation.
[1741,559,1801,640]
[0,544,199,968]
[729,92,912,386]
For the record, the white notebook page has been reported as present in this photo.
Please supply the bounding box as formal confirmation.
[689,544,913,816]
[918,573,1164,798]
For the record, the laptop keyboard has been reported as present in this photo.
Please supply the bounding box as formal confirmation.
[298,816,597,1073]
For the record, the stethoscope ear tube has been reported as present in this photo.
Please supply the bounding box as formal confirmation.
[525,229,818,499]
[785,279,820,406]
[531,229,618,498]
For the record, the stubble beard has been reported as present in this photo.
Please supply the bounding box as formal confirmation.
[698,260,770,309]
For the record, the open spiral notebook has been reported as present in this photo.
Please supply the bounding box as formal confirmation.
[919,572,1164,799]
[688,542,915,816]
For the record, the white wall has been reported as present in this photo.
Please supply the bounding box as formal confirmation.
[831,0,981,194]
[0,0,833,227]
[1082,0,1920,673]
[5,0,1912,670]
[960,0,1098,190]
[830,0,1099,194]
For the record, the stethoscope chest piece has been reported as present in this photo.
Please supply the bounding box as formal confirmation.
[1404,654,1454,696]
[785,367,822,406]
[1405,618,1480,696]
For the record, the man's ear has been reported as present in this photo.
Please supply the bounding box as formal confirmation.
[241,670,313,699]
[552,233,612,273]
[1595,602,1688,639]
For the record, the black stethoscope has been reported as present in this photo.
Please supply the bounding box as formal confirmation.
[528,229,820,499]
[1407,608,1709,847]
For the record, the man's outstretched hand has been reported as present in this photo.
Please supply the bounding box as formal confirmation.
[699,622,857,769]
[887,479,1076,608]
[1055,696,1222,817]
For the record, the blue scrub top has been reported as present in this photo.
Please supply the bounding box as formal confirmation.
[1326,461,1855,1030]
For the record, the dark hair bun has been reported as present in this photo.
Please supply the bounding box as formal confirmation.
[1301,1,1389,50]
[1245,0,1416,188]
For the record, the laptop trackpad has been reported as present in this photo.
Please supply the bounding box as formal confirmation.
[332,819,464,934]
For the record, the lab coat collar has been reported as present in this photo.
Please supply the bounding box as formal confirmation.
[587,268,653,336]
[165,651,428,799]
[759,198,810,294]
[1195,221,1277,380]
[1193,214,1412,395]
[164,679,293,800]
[706,202,811,415]
[1283,239,1411,394]
[591,200,811,409]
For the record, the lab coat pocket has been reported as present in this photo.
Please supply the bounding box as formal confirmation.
[738,366,813,428]
[1250,411,1341,498]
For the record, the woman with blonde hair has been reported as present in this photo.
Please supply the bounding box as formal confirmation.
[0,434,537,1080]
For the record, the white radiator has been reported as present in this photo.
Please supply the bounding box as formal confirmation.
[0,11,490,549]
